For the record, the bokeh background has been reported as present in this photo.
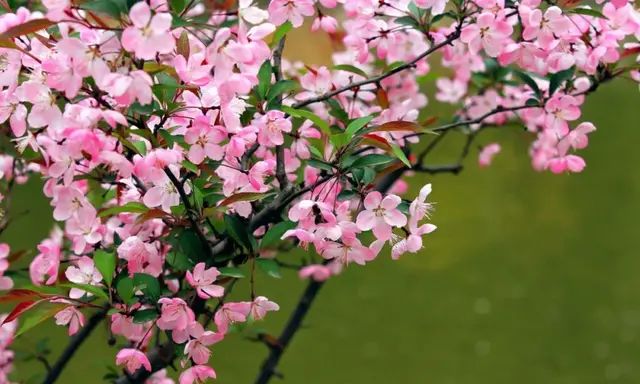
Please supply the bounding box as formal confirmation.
[4,25,640,384]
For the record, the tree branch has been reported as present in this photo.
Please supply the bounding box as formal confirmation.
[252,170,404,384]
[291,29,461,110]
[43,307,108,384]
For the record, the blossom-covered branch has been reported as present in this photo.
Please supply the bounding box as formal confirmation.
[0,0,636,383]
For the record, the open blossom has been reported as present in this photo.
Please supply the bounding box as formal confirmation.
[356,192,407,241]
[186,263,224,299]
[121,2,175,60]
[0,244,13,290]
[184,118,226,164]
[179,365,217,384]
[182,322,224,365]
[255,110,292,147]
[478,143,501,167]
[268,0,315,27]
[65,256,103,299]
[250,296,280,320]
[116,348,152,373]
[214,302,251,334]
[157,298,195,334]
[461,13,513,57]
[54,306,85,336]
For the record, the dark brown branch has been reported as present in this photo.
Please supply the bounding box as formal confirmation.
[291,29,461,110]
[43,307,108,384]
[273,36,289,190]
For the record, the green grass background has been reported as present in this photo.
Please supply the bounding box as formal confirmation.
[3,35,640,383]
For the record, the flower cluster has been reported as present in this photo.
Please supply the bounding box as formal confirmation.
[0,0,636,382]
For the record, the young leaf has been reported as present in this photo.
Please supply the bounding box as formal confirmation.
[266,80,298,102]
[115,277,135,304]
[569,7,608,19]
[390,143,412,167]
[372,121,420,133]
[514,70,542,99]
[548,67,575,95]
[133,273,161,301]
[261,221,297,248]
[332,64,368,79]
[270,21,292,48]
[0,19,53,40]
[257,60,273,99]
[0,289,47,303]
[219,267,246,278]
[218,192,267,207]
[15,304,66,337]
[3,301,39,324]
[350,154,396,169]
[61,283,110,301]
[256,258,282,279]
[132,309,159,324]
[98,202,149,218]
[224,215,254,251]
[93,250,116,286]
[345,116,375,137]
[280,105,330,134]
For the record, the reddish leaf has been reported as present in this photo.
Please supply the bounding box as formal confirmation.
[0,19,54,40]
[362,134,392,151]
[373,121,420,132]
[7,249,28,263]
[3,300,39,324]
[135,208,171,225]
[218,192,267,207]
[376,87,389,109]
[0,289,47,303]
[177,30,190,59]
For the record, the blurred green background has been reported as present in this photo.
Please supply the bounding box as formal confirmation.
[4,31,640,384]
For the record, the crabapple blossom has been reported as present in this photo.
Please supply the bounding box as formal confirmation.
[116,348,152,373]
[0,0,637,381]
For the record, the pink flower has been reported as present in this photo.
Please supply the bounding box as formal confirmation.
[183,322,224,365]
[116,348,152,373]
[179,365,217,384]
[547,154,586,174]
[268,0,315,27]
[558,122,596,154]
[478,143,501,167]
[436,78,467,104]
[184,117,226,164]
[391,222,437,260]
[250,296,279,320]
[522,6,571,48]
[255,110,292,147]
[146,369,174,384]
[121,2,175,60]
[214,302,251,334]
[117,236,163,277]
[461,13,513,57]
[322,237,376,265]
[356,192,407,241]
[544,94,581,135]
[415,0,448,15]
[143,168,189,213]
[64,256,103,299]
[54,307,85,336]
[185,263,224,299]
[299,264,332,281]
[157,298,195,333]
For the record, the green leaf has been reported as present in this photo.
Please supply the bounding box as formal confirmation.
[350,154,396,169]
[257,60,273,99]
[218,267,245,278]
[224,215,254,251]
[182,160,199,173]
[133,273,161,301]
[332,64,368,79]
[78,0,128,18]
[548,67,575,95]
[330,132,350,149]
[270,21,292,48]
[337,189,358,201]
[266,80,298,103]
[280,105,330,134]
[256,258,282,279]
[93,250,116,286]
[170,0,186,13]
[132,309,158,324]
[514,70,542,99]
[115,277,134,304]
[345,116,375,137]
[390,143,412,167]
[261,221,297,248]
[307,158,334,171]
[394,15,420,28]
[15,304,65,337]
[569,7,608,19]
[98,202,149,218]
[61,283,109,301]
